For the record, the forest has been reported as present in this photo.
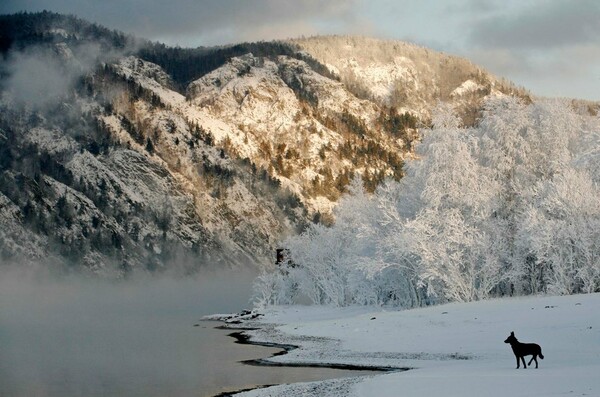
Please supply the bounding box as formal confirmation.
[254,97,600,307]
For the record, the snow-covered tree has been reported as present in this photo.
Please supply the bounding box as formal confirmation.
[254,98,600,308]
[399,102,502,302]
[272,177,382,306]
[520,169,600,294]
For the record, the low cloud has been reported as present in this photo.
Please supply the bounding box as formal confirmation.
[460,0,600,100]
[468,0,600,50]
[444,0,501,16]
[3,46,76,108]
[2,40,132,109]
[469,44,600,99]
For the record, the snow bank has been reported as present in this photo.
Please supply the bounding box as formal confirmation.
[231,293,600,396]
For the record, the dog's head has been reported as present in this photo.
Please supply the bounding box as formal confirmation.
[504,331,517,344]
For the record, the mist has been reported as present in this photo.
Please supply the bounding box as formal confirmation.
[1,39,136,109]
[0,268,258,397]
[3,47,74,108]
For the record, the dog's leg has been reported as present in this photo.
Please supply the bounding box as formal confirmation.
[521,356,527,369]
[533,356,538,368]
[516,356,520,369]
[527,355,539,368]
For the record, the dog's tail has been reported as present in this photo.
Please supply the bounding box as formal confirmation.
[539,351,544,360]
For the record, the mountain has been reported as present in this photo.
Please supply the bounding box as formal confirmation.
[0,12,531,275]
[290,36,530,124]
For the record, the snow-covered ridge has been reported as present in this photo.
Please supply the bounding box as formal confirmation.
[289,35,528,120]
[184,52,403,214]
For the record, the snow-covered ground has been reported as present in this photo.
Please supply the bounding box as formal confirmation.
[223,293,600,396]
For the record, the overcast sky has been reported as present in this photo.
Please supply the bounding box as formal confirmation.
[2,0,599,100]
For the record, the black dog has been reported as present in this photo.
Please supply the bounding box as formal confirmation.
[504,331,544,369]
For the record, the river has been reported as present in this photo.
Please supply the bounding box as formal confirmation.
[0,269,365,397]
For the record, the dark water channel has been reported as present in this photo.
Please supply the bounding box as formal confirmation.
[0,271,367,397]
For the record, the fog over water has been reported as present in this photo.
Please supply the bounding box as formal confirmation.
[0,268,363,397]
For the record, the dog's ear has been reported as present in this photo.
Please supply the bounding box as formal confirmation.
[511,331,514,336]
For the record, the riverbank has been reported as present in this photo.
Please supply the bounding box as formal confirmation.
[211,293,600,396]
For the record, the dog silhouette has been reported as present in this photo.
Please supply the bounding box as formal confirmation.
[504,331,544,369]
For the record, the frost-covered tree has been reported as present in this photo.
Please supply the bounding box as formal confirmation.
[257,177,398,307]
[278,177,383,306]
[373,179,426,307]
[520,169,600,294]
[398,103,501,302]
[254,98,600,308]
[478,98,584,294]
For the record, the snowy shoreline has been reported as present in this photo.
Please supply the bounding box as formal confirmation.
[208,293,600,396]
[205,312,407,397]
[225,328,403,372]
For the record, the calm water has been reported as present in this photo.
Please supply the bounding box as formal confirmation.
[0,270,365,397]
